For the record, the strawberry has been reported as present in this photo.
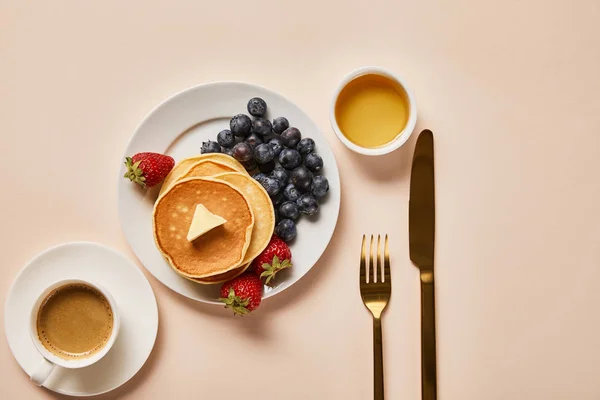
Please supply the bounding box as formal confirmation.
[219,273,263,316]
[124,152,175,188]
[251,235,292,284]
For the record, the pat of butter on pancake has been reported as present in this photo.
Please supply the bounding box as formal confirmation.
[187,204,227,242]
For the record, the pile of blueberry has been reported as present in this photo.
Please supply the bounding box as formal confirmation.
[201,97,329,242]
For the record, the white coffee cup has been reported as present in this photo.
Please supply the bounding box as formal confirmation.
[29,279,120,386]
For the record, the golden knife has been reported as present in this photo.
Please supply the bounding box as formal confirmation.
[409,129,437,400]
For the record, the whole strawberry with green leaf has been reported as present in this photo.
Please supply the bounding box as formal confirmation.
[219,273,263,316]
[251,235,292,284]
[124,152,174,188]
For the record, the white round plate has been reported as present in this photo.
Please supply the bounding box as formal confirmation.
[4,242,158,397]
[118,82,341,304]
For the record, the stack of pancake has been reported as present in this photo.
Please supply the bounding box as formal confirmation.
[153,154,275,284]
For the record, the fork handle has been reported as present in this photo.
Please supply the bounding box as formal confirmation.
[421,273,437,400]
[373,316,384,400]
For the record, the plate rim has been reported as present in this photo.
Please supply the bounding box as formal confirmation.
[4,241,159,397]
[117,81,341,304]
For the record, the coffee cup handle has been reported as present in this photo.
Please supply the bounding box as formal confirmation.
[30,358,55,386]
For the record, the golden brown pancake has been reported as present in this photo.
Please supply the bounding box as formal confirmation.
[159,154,245,195]
[189,263,250,284]
[181,160,235,180]
[212,172,275,265]
[153,177,254,278]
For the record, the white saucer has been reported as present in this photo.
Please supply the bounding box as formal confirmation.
[4,242,159,397]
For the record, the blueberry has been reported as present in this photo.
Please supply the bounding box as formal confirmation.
[258,160,276,174]
[271,166,289,184]
[290,166,313,191]
[271,191,285,206]
[304,153,323,172]
[242,159,258,172]
[281,127,302,148]
[311,175,329,198]
[247,97,267,117]
[272,117,289,134]
[252,173,268,185]
[201,140,221,154]
[232,142,253,162]
[230,114,252,137]
[297,193,319,216]
[278,148,302,170]
[245,133,263,149]
[254,143,274,164]
[283,183,301,202]
[217,129,235,148]
[268,137,285,157]
[252,118,272,137]
[296,137,315,155]
[274,207,281,223]
[274,175,286,191]
[275,219,297,242]
[261,176,281,196]
[279,201,300,220]
[221,147,234,157]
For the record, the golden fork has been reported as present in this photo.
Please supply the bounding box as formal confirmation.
[360,234,391,400]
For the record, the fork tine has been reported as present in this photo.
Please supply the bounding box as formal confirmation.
[360,235,367,283]
[384,235,391,283]
[377,235,382,283]
[370,235,375,283]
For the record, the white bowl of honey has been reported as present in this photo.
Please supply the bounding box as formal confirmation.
[330,67,417,156]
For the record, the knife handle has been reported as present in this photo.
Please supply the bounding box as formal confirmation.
[420,271,437,400]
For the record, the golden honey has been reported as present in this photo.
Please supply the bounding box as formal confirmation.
[335,74,410,148]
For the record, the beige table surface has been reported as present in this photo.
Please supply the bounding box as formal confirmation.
[2,1,600,399]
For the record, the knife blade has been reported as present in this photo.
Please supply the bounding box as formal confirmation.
[409,129,437,400]
[409,129,435,270]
